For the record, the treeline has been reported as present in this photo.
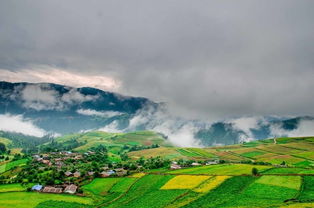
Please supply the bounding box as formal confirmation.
[0,131,51,154]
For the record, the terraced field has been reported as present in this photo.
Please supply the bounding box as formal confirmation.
[167,164,272,175]
[0,159,28,174]
[0,136,314,207]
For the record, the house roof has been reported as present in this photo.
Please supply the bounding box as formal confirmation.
[64,184,77,193]
[42,186,63,193]
[31,184,43,191]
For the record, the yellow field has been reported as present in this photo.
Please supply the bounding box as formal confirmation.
[193,176,231,193]
[280,203,314,208]
[129,172,146,178]
[160,175,210,190]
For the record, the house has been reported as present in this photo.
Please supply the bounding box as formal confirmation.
[73,171,81,178]
[42,160,50,165]
[115,168,127,176]
[170,164,182,169]
[31,184,43,191]
[192,162,201,166]
[102,166,109,170]
[74,155,83,160]
[206,160,219,165]
[87,171,95,176]
[64,184,78,194]
[42,186,63,193]
[65,171,72,177]
[107,170,115,175]
[100,171,110,178]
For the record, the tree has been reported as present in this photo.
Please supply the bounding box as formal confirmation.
[252,167,258,176]
[281,161,286,166]
[0,143,6,153]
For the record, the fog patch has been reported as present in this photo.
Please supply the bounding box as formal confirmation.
[77,109,122,117]
[271,119,314,138]
[0,114,46,137]
[10,84,99,111]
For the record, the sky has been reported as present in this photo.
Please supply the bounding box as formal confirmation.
[1,0,314,121]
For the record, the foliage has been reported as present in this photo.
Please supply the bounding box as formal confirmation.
[252,167,258,176]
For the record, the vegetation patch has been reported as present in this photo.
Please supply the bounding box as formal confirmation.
[193,176,231,193]
[110,177,137,193]
[0,192,93,208]
[240,151,265,158]
[35,200,93,208]
[107,174,175,207]
[82,178,121,196]
[0,183,28,192]
[161,175,210,190]
[168,164,271,175]
[183,176,256,208]
[256,175,301,190]
[298,176,314,201]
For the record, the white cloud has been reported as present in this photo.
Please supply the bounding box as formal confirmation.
[19,84,62,110]
[0,67,120,92]
[10,83,99,111]
[77,109,122,117]
[271,119,314,138]
[98,121,123,133]
[0,114,46,137]
[61,89,96,104]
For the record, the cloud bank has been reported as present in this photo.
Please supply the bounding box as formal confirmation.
[0,1,314,121]
[0,114,46,137]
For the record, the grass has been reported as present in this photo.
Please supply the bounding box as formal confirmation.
[0,192,93,208]
[160,175,210,190]
[110,177,137,193]
[0,184,28,192]
[255,175,301,190]
[0,159,28,174]
[82,178,121,196]
[168,164,272,175]
[107,174,176,208]
[0,137,12,147]
[35,201,93,208]
[183,176,256,208]
[263,167,314,174]
[240,151,265,158]
[298,176,314,201]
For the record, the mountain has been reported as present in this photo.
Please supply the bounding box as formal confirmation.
[0,81,157,134]
[1,81,313,147]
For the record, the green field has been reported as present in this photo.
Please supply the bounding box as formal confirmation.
[0,184,30,192]
[82,178,122,196]
[0,192,93,208]
[167,164,272,175]
[298,176,314,201]
[0,159,28,174]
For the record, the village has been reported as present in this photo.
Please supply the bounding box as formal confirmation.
[25,151,222,195]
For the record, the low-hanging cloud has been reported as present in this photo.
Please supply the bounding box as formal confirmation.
[77,109,122,117]
[10,83,99,111]
[0,114,46,137]
[0,0,314,122]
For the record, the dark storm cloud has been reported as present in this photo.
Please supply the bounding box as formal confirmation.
[1,0,314,120]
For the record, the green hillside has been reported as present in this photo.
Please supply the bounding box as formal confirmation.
[0,133,313,207]
[129,136,314,168]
